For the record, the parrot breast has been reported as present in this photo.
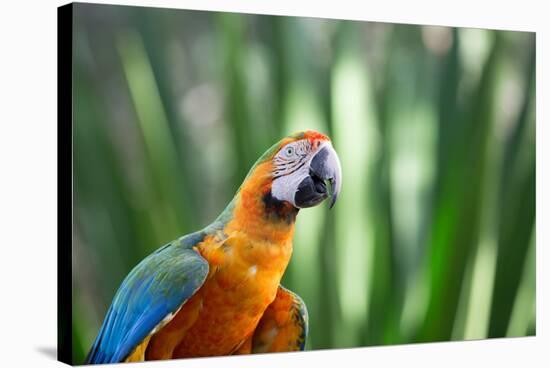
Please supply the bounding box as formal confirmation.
[141,159,297,359]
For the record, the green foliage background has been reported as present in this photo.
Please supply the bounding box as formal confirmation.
[71,3,536,364]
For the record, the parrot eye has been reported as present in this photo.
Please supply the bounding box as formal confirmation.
[285,146,295,157]
[272,141,311,178]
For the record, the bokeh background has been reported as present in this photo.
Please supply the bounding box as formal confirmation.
[71,3,536,364]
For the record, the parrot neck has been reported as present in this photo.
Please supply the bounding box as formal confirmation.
[215,163,298,245]
[223,188,298,245]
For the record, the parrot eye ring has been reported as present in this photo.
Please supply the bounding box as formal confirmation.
[285,146,295,157]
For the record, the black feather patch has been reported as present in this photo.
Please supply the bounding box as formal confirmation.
[262,191,299,225]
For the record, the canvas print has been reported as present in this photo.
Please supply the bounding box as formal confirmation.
[58,2,536,365]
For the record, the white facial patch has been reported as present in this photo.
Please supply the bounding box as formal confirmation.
[271,164,310,207]
[271,140,333,207]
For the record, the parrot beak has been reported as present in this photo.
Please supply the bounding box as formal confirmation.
[294,142,342,209]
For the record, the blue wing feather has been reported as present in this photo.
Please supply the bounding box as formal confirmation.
[85,232,209,364]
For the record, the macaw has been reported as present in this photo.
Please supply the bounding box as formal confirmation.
[85,130,342,364]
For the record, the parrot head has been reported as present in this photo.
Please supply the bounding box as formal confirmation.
[241,130,341,217]
[215,130,342,238]
[269,131,342,209]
